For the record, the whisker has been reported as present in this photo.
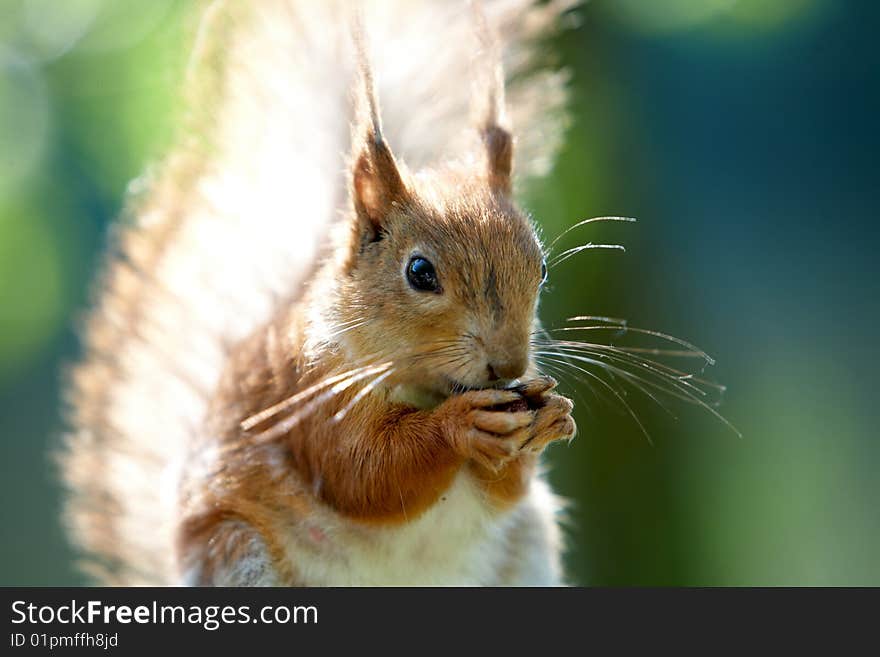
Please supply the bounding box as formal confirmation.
[540,340,726,394]
[547,338,723,366]
[246,336,480,439]
[329,317,367,328]
[601,346,706,358]
[406,345,470,363]
[540,348,686,411]
[618,372,679,420]
[537,348,740,438]
[557,322,716,366]
[326,320,369,339]
[333,368,397,422]
[543,350,679,430]
[536,351,640,406]
[533,327,605,415]
[546,216,637,252]
[249,364,392,443]
[537,347,713,412]
[534,355,610,411]
[537,342,712,398]
[548,243,626,269]
[542,315,628,328]
[241,361,393,431]
[540,354,652,444]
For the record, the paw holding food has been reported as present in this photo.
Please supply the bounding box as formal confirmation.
[488,375,558,412]
[488,396,531,413]
[440,376,576,472]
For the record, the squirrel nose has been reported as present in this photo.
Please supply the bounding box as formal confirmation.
[487,357,527,382]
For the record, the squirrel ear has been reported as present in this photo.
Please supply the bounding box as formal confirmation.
[350,27,407,239]
[473,3,513,196]
[352,135,407,237]
[483,124,513,196]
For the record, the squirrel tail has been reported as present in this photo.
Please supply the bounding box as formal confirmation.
[59,0,572,585]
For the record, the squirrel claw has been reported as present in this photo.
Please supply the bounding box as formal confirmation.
[464,428,527,473]
[521,393,576,453]
[513,375,557,398]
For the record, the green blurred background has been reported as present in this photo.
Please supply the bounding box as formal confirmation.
[1,0,877,585]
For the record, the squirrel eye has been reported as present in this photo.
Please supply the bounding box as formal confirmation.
[540,259,548,285]
[406,256,441,293]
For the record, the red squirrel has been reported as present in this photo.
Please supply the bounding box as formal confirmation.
[61,0,578,585]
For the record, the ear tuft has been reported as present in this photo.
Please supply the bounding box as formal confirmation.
[352,137,406,239]
[484,124,513,196]
[350,21,407,240]
[473,2,514,196]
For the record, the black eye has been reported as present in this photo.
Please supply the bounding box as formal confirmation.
[540,259,548,285]
[406,256,441,293]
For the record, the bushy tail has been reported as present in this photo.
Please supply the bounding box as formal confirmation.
[60,0,572,585]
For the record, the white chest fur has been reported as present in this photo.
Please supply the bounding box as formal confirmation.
[285,473,558,586]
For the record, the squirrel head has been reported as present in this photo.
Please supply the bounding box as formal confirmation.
[324,76,546,404]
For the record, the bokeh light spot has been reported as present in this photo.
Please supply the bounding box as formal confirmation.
[726,0,828,31]
[0,47,50,200]
[22,0,102,61]
[603,0,828,36]
[603,0,735,34]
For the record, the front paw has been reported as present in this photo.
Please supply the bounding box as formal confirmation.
[436,388,536,473]
[436,377,576,472]
[504,375,576,454]
[519,389,576,455]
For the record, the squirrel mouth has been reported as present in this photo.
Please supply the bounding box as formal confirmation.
[443,377,518,396]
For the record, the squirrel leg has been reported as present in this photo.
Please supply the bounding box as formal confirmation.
[302,385,573,523]
[307,404,464,522]
[308,388,532,522]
